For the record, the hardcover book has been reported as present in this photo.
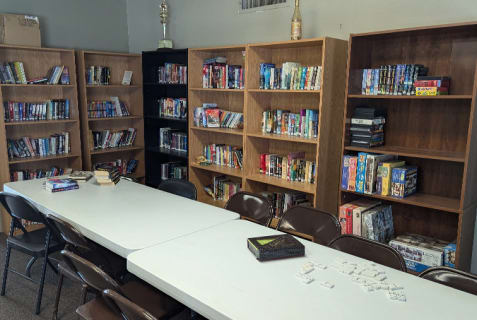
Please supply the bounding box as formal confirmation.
[247,234,305,261]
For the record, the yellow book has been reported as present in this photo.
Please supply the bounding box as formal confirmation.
[379,161,405,196]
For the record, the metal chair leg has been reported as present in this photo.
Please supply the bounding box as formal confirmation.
[25,257,37,278]
[1,245,12,296]
[35,255,48,314]
[51,272,64,320]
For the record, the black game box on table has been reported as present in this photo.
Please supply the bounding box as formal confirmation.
[247,234,305,261]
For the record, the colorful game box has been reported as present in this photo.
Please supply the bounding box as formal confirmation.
[391,166,417,198]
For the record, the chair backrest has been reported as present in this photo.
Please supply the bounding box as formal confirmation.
[158,179,197,200]
[47,215,90,251]
[61,250,123,295]
[0,192,46,224]
[225,191,274,227]
[103,289,158,320]
[277,206,341,245]
[329,235,407,271]
[419,266,477,295]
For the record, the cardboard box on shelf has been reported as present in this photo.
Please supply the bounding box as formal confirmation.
[0,13,41,47]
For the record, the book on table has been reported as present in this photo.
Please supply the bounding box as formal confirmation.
[247,234,305,261]
[45,178,78,193]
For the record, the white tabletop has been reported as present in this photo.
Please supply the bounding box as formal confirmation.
[127,219,476,320]
[3,178,239,257]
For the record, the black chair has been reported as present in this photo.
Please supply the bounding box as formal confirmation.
[225,191,274,227]
[329,235,407,271]
[0,192,64,315]
[419,266,477,295]
[277,206,341,245]
[158,179,197,200]
[61,250,184,320]
[46,215,126,320]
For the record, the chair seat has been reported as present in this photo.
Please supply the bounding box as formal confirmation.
[7,227,64,257]
[76,297,120,320]
[121,281,184,318]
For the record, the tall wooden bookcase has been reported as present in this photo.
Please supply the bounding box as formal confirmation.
[0,45,82,234]
[142,49,188,187]
[188,38,348,214]
[76,50,145,182]
[339,22,477,271]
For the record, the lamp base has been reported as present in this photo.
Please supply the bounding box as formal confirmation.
[158,39,173,49]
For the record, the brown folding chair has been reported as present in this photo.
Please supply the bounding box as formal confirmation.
[102,289,158,320]
[61,250,184,320]
[225,191,274,227]
[277,206,341,245]
[329,235,407,271]
[419,266,477,295]
[0,192,64,315]
[46,215,126,320]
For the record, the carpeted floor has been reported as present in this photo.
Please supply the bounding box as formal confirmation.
[0,233,84,320]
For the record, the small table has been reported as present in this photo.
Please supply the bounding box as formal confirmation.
[127,219,477,320]
[3,178,239,257]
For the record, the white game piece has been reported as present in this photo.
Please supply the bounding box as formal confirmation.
[315,263,327,270]
[300,262,315,274]
[296,273,314,284]
[389,283,404,291]
[320,281,334,289]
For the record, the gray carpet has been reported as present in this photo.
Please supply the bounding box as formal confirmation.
[0,233,83,320]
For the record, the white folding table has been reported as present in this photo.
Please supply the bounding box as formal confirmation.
[127,219,476,320]
[3,178,239,257]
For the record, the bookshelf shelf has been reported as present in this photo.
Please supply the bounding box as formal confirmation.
[76,50,145,183]
[248,89,321,94]
[0,45,83,234]
[190,162,243,178]
[343,146,466,163]
[341,190,461,214]
[339,22,477,271]
[247,132,318,144]
[347,94,473,100]
[89,146,144,155]
[189,38,347,213]
[8,154,80,165]
[191,127,243,136]
[247,174,317,194]
[143,49,189,187]
[4,119,78,126]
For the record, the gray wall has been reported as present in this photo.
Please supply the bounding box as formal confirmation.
[127,0,477,52]
[0,0,129,51]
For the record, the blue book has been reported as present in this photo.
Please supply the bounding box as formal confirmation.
[355,152,368,193]
[341,155,351,190]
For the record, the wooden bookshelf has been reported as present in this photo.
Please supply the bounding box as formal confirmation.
[339,22,477,271]
[188,38,347,213]
[76,50,145,183]
[0,44,82,234]
[142,49,188,188]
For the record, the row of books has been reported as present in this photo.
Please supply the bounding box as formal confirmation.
[161,162,187,181]
[342,153,417,199]
[90,128,137,150]
[259,152,316,184]
[46,65,70,85]
[261,109,318,139]
[339,200,394,244]
[159,128,188,152]
[94,159,138,175]
[259,63,322,91]
[360,64,428,96]
[204,175,241,201]
[3,99,71,122]
[202,144,243,169]
[0,62,70,85]
[7,132,70,159]
[158,97,187,119]
[261,191,310,219]
[10,167,71,182]
[193,104,243,129]
[45,178,79,193]
[87,97,130,118]
[414,77,450,96]
[86,66,111,85]
[158,63,187,84]
[349,107,385,148]
[202,58,244,89]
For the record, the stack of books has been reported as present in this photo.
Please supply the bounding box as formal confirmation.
[94,166,120,186]
[45,178,79,193]
[68,171,93,183]
[350,107,385,148]
[415,76,450,96]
